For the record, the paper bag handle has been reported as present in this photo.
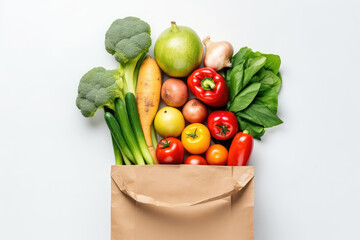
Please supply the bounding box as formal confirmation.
[112,171,253,208]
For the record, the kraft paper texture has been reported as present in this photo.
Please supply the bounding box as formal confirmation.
[111,165,254,240]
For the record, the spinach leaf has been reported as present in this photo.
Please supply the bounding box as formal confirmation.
[256,69,282,113]
[225,68,232,84]
[229,63,245,101]
[229,82,261,112]
[254,52,281,74]
[237,116,266,140]
[240,100,283,128]
[231,47,255,67]
[243,56,266,87]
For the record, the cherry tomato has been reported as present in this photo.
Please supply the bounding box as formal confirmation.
[184,155,207,165]
[156,137,185,164]
[206,144,228,165]
[207,111,238,140]
[181,123,211,154]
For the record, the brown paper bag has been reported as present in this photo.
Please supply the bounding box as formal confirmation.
[111,165,254,240]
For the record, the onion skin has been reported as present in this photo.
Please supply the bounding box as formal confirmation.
[182,99,207,123]
[203,36,233,71]
[161,78,188,107]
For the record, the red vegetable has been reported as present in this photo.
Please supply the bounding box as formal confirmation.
[187,67,229,107]
[156,137,185,164]
[227,131,253,166]
[207,111,238,140]
[184,155,207,165]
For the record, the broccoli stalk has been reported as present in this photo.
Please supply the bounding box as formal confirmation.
[121,53,147,95]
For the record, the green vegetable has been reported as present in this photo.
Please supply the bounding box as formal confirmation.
[226,47,283,139]
[105,16,151,94]
[114,98,145,165]
[151,123,158,150]
[76,67,123,117]
[125,93,154,165]
[104,111,135,163]
[229,82,261,112]
[111,135,123,165]
[76,16,154,165]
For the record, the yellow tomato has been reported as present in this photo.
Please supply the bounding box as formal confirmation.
[181,123,210,154]
[154,107,185,137]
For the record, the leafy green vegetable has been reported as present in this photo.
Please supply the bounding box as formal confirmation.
[256,69,282,113]
[238,100,283,128]
[226,47,283,139]
[229,63,244,101]
[231,47,255,67]
[229,82,261,112]
[237,117,266,140]
[254,52,281,74]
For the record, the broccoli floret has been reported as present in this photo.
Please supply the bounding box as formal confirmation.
[76,67,122,117]
[105,17,151,65]
[105,17,151,94]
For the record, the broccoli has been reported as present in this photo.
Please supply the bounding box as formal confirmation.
[105,16,151,94]
[105,17,151,64]
[76,17,151,117]
[76,17,154,165]
[76,67,123,117]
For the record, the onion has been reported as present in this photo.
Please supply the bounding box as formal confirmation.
[203,36,233,71]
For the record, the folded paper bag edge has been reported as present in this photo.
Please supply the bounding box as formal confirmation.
[111,165,254,208]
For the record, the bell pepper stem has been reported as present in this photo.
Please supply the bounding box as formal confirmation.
[201,77,216,91]
[243,130,249,135]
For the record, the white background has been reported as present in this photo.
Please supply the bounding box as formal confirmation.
[1,0,359,239]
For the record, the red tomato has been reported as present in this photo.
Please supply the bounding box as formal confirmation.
[184,155,207,165]
[228,131,253,166]
[156,137,185,164]
[207,111,238,140]
[206,144,228,165]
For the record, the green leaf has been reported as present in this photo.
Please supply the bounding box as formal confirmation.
[225,68,232,84]
[256,69,282,113]
[229,63,245,101]
[231,47,255,67]
[243,56,266,87]
[240,100,283,128]
[254,52,281,74]
[229,82,261,112]
[237,116,266,140]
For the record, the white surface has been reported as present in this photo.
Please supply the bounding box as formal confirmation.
[1,0,360,239]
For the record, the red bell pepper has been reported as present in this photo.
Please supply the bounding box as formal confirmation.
[207,111,238,140]
[187,68,229,107]
[227,131,253,166]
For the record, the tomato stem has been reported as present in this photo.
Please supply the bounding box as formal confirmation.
[186,127,198,139]
[160,137,171,148]
[215,124,230,138]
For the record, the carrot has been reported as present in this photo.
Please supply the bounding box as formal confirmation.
[136,55,161,164]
